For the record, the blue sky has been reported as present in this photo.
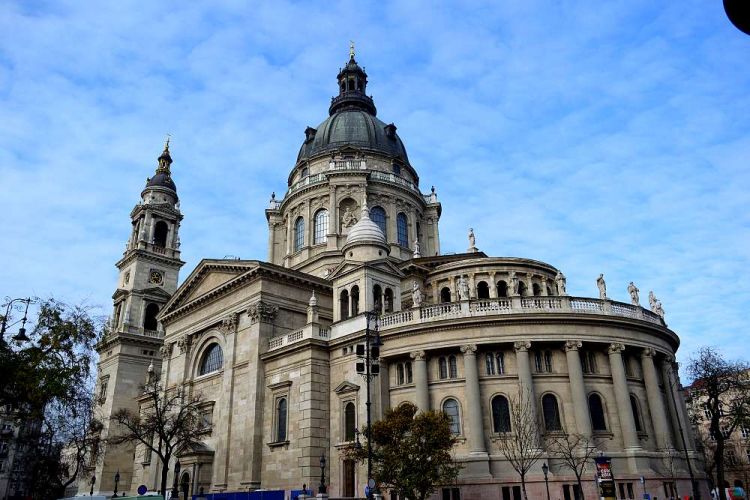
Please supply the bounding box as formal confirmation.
[1,1,749,372]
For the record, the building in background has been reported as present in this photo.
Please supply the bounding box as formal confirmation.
[87,52,707,499]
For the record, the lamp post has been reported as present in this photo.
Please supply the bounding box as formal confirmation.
[113,470,120,497]
[89,474,96,496]
[0,297,34,344]
[355,310,381,500]
[171,460,181,500]
[319,454,327,494]
[542,462,550,500]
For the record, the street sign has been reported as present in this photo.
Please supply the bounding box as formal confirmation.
[137,485,147,495]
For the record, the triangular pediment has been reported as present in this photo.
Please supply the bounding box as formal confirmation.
[161,259,261,319]
[328,258,405,281]
[140,287,174,300]
[334,381,360,394]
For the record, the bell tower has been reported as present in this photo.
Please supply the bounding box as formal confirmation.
[86,140,185,494]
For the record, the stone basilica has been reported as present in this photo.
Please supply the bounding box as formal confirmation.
[87,52,704,499]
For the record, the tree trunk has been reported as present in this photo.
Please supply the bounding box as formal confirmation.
[575,473,585,500]
[160,461,169,497]
[521,473,528,500]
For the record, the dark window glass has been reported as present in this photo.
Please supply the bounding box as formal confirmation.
[344,402,356,441]
[143,303,159,331]
[351,285,359,316]
[397,213,409,247]
[294,217,304,251]
[497,280,508,297]
[492,395,511,433]
[449,355,458,378]
[153,221,169,247]
[542,394,562,431]
[370,206,387,234]
[340,289,350,320]
[405,362,413,383]
[477,281,490,299]
[630,395,643,432]
[443,399,460,434]
[588,394,607,431]
[199,344,223,375]
[276,398,287,441]
[440,287,452,303]
[439,357,448,379]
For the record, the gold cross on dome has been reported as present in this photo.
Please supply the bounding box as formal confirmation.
[349,40,355,59]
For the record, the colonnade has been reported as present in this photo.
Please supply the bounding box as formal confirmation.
[406,341,688,455]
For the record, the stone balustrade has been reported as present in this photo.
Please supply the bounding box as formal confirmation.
[375,296,663,331]
[267,323,331,352]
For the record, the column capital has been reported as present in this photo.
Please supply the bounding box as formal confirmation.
[460,344,477,355]
[564,340,583,352]
[607,342,625,355]
[641,347,657,359]
[663,353,675,364]
[410,350,426,361]
[514,340,531,352]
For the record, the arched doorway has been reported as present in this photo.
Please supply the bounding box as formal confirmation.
[180,471,190,500]
[343,459,355,497]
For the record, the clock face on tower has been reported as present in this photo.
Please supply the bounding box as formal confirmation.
[149,270,164,285]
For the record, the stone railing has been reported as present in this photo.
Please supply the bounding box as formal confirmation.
[267,324,331,352]
[329,159,367,171]
[287,172,328,195]
[143,329,164,338]
[368,171,419,193]
[373,296,664,331]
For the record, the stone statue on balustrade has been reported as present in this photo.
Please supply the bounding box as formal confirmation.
[467,228,477,252]
[457,276,470,301]
[627,282,640,306]
[648,290,657,310]
[342,207,357,228]
[596,273,607,300]
[413,238,421,258]
[649,291,665,319]
[555,271,567,296]
[509,272,519,296]
[411,280,423,308]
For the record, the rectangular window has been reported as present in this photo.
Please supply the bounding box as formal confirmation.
[496,352,505,374]
[405,362,413,383]
[562,484,583,500]
[545,351,553,372]
[486,353,496,375]
[487,352,505,375]
[581,351,597,374]
[624,356,635,377]
[501,486,522,500]
[535,352,543,372]
[535,350,552,373]
[441,488,460,500]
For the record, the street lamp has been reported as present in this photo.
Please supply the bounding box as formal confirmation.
[171,460,181,500]
[114,470,120,497]
[354,427,363,450]
[0,297,34,344]
[542,462,550,500]
[89,474,96,496]
[355,310,381,500]
[319,454,327,494]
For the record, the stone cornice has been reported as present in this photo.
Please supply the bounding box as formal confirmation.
[130,202,183,220]
[95,331,164,352]
[116,249,185,269]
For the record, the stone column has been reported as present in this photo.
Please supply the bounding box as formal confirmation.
[641,348,672,450]
[461,344,487,454]
[411,351,429,412]
[608,343,640,449]
[468,273,476,300]
[565,340,592,438]
[661,356,695,450]
[489,272,497,298]
[285,215,293,256]
[514,341,539,444]
[431,282,439,305]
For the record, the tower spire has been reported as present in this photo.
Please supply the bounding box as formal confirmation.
[156,135,173,175]
[349,40,355,60]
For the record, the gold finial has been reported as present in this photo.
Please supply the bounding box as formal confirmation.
[164,133,171,152]
[349,40,355,59]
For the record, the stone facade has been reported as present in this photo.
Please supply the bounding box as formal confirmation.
[88,55,709,499]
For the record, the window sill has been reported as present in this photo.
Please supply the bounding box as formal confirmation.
[334,441,357,449]
[490,433,512,442]
[267,440,290,449]
[593,430,614,439]
[194,370,223,383]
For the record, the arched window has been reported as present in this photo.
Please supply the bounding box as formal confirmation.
[532,283,542,296]
[492,395,511,433]
[294,217,305,251]
[276,397,287,442]
[440,287,452,303]
[448,355,458,378]
[442,399,461,435]
[384,288,394,313]
[477,281,490,299]
[497,280,508,297]
[397,213,409,247]
[344,402,356,441]
[370,206,387,235]
[199,344,224,375]
[588,394,607,431]
[143,303,159,331]
[518,282,528,297]
[542,394,562,432]
[340,289,350,320]
[438,357,448,379]
[300,166,309,178]
[630,395,643,432]
[314,210,328,245]
[153,220,168,247]
[373,285,383,312]
[350,285,360,316]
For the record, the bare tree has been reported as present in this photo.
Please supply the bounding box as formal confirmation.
[686,347,750,500]
[547,433,600,500]
[109,382,209,496]
[496,388,544,500]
